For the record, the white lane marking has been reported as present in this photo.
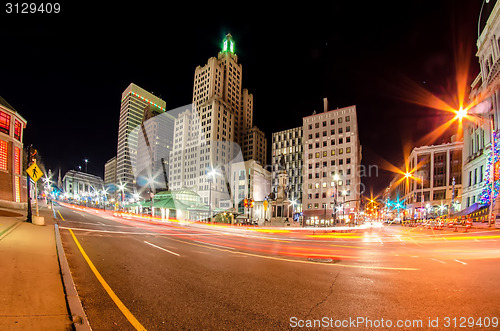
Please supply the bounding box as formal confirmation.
[395,235,406,245]
[378,237,384,245]
[194,240,235,250]
[144,241,180,256]
[59,226,213,236]
[454,259,467,265]
[430,258,446,264]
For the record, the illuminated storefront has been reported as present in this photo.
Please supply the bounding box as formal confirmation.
[0,96,27,207]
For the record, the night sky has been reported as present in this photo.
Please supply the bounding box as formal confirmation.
[0,1,490,196]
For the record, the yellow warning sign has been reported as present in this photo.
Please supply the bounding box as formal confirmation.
[27,162,43,182]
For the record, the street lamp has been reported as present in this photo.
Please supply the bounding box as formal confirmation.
[117,183,126,211]
[84,159,88,173]
[342,190,347,224]
[332,173,340,225]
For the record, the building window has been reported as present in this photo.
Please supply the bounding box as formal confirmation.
[0,140,7,171]
[331,149,335,156]
[331,139,335,145]
[323,151,327,157]
[331,119,335,125]
[338,117,343,124]
[338,127,343,134]
[346,147,351,153]
[346,115,350,122]
[0,111,10,135]
[14,120,21,140]
[14,146,20,175]
[331,129,335,135]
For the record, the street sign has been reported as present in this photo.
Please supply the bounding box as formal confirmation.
[27,162,43,182]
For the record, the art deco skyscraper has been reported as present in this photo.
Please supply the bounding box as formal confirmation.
[169,34,267,209]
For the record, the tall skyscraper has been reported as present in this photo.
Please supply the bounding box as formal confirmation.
[135,104,175,192]
[169,34,266,210]
[116,83,166,196]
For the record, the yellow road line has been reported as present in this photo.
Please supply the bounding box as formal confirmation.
[57,210,65,221]
[166,236,418,271]
[68,229,147,331]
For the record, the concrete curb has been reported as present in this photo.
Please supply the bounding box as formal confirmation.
[54,224,92,331]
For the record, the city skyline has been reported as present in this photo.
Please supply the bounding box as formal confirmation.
[0,1,486,196]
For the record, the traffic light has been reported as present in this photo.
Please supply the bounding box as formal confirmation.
[249,199,254,208]
[244,198,248,208]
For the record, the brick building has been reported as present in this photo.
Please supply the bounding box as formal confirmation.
[0,96,27,207]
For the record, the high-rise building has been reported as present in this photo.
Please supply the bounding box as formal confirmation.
[169,34,266,210]
[302,102,362,223]
[242,126,267,166]
[104,156,117,192]
[271,126,303,210]
[116,83,166,196]
[135,104,175,193]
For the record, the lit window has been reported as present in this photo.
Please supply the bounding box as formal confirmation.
[15,176,21,202]
[0,140,7,171]
[15,146,20,174]
[0,111,10,135]
[14,120,21,140]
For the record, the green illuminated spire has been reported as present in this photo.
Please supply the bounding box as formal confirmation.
[222,34,235,54]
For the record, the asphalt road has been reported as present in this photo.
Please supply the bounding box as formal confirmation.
[55,203,500,330]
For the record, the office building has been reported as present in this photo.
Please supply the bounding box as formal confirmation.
[271,126,303,210]
[169,34,266,210]
[302,101,362,223]
[116,83,166,196]
[389,138,463,219]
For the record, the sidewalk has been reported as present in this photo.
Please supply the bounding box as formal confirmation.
[0,205,73,330]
